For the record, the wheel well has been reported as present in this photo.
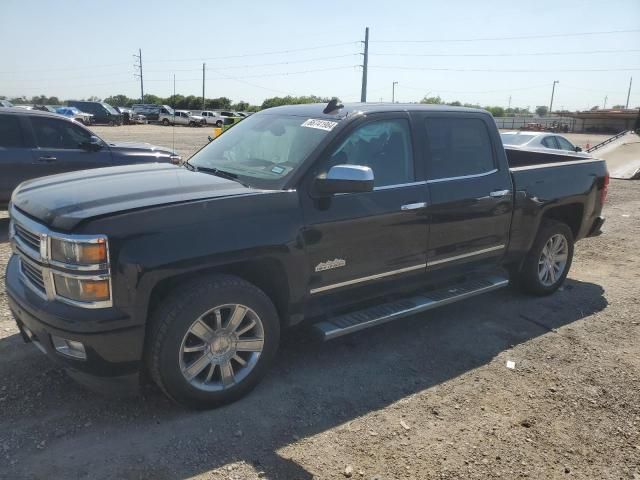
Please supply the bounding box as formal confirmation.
[147,258,290,324]
[542,203,583,238]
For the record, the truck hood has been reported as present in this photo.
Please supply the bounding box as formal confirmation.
[11,163,260,231]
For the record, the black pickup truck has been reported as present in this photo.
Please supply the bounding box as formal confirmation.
[5,102,608,408]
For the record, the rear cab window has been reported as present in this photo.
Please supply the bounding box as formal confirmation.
[423,117,495,180]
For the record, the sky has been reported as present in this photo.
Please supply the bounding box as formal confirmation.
[1,0,639,111]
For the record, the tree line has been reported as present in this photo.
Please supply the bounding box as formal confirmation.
[3,93,620,116]
[0,93,330,112]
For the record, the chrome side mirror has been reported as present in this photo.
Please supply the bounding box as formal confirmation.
[315,164,374,195]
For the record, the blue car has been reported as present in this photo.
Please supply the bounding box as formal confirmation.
[55,107,93,125]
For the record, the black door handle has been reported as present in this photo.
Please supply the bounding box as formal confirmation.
[38,156,57,163]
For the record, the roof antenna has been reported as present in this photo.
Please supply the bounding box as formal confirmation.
[323,98,344,114]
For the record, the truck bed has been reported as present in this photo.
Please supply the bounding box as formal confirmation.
[505,145,594,168]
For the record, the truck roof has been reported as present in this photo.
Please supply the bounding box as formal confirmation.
[260,102,490,119]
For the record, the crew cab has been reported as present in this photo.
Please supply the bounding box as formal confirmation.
[0,108,181,208]
[5,102,608,409]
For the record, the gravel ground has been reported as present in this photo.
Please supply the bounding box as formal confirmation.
[0,179,639,478]
[92,124,213,161]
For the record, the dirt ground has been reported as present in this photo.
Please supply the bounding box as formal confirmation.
[0,154,639,479]
[92,124,213,161]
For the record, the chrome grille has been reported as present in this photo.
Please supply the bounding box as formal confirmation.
[20,258,46,294]
[14,223,41,253]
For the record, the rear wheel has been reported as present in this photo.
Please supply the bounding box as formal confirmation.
[146,274,280,409]
[514,220,574,295]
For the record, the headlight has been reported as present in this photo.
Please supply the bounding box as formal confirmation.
[53,275,110,303]
[50,237,108,266]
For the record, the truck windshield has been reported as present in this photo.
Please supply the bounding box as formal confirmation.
[188,113,333,189]
[102,103,119,115]
[501,133,536,145]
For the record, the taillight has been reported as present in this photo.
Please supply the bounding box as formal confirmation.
[600,173,609,204]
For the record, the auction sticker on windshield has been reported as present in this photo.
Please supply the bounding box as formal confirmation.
[301,119,338,131]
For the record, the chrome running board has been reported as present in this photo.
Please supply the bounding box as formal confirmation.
[313,275,509,340]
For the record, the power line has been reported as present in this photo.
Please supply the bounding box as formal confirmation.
[370,48,640,57]
[144,54,360,73]
[146,41,360,64]
[145,65,358,82]
[370,65,640,73]
[371,28,640,43]
[399,83,551,94]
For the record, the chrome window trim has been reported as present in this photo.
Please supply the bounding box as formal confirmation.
[9,206,113,309]
[374,180,427,191]
[427,244,505,266]
[310,263,426,295]
[426,169,498,184]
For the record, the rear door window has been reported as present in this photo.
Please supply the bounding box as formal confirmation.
[556,136,575,151]
[0,115,25,148]
[423,117,495,180]
[541,136,559,149]
[31,117,91,149]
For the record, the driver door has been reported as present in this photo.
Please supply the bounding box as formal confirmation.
[27,116,113,177]
[301,113,428,300]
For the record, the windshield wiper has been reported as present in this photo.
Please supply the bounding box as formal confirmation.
[182,160,197,171]
[191,165,252,188]
[195,166,238,179]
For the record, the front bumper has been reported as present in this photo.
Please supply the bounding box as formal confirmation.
[6,255,144,392]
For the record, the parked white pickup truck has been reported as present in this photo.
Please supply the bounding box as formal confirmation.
[160,110,204,127]
[196,111,225,127]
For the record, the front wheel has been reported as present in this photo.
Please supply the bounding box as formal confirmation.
[513,220,574,295]
[146,274,280,409]
[216,120,223,127]
[162,119,170,126]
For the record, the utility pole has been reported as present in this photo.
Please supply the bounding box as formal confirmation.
[603,95,608,109]
[508,96,512,110]
[549,80,559,115]
[202,63,206,110]
[133,49,144,104]
[360,27,369,103]
[392,81,398,103]
[626,76,633,109]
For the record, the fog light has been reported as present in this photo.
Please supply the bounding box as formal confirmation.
[52,335,87,360]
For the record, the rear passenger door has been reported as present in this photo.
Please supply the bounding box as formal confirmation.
[28,116,112,175]
[0,113,33,204]
[416,113,513,274]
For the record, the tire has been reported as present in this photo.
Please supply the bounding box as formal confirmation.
[162,119,170,126]
[146,274,280,409]
[189,121,196,127]
[216,120,223,128]
[108,120,115,126]
[514,220,574,295]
